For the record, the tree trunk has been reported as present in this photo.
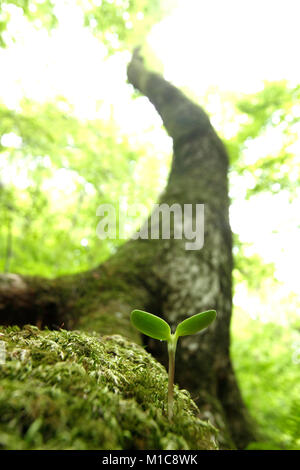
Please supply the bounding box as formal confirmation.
[0,49,255,449]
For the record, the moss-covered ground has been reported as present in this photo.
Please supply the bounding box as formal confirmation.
[0,325,218,450]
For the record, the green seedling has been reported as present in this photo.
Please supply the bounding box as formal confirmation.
[130,308,216,420]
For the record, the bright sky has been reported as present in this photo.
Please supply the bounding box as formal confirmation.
[149,0,300,93]
[0,0,300,304]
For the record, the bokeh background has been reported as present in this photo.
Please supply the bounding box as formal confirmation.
[0,0,299,449]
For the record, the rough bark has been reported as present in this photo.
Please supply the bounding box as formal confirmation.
[0,49,255,448]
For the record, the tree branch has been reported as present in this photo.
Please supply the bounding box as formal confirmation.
[127,47,212,143]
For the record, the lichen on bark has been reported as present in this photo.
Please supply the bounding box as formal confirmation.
[0,325,218,450]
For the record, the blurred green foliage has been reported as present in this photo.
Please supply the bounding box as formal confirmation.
[232,235,276,291]
[0,0,176,50]
[0,97,168,275]
[0,0,57,48]
[232,305,300,450]
[227,82,300,450]
[227,81,300,198]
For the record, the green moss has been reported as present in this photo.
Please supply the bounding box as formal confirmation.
[76,303,141,343]
[0,325,218,450]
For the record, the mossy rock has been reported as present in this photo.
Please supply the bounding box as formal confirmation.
[0,325,218,450]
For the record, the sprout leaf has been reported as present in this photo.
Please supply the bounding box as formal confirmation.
[130,309,171,341]
[175,310,216,338]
